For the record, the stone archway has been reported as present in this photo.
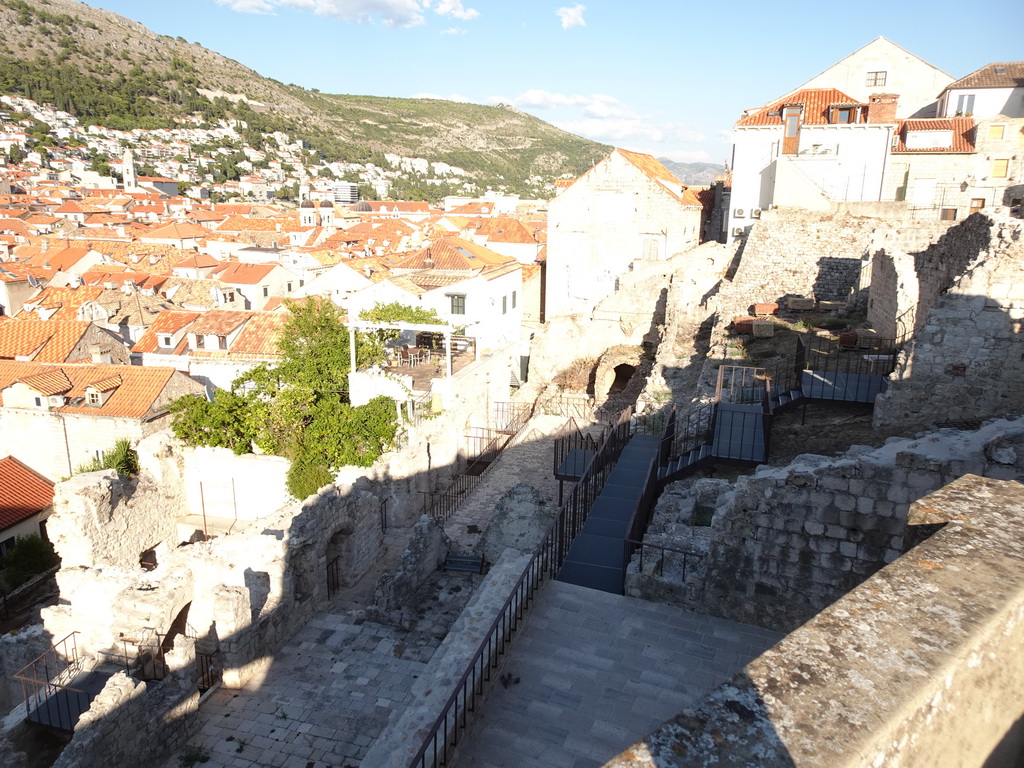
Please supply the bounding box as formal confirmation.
[325,524,357,592]
[608,364,636,395]
[593,345,645,405]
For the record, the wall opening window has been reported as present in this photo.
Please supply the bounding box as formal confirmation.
[512,290,517,309]
[448,294,466,315]
[940,208,957,221]
[218,335,228,350]
[970,198,985,214]
[262,285,269,297]
[87,391,101,406]
[782,106,802,155]
[502,296,507,314]
[159,335,172,347]
[866,71,887,87]
[989,125,1005,141]
[830,106,857,124]
[956,94,975,114]
[992,159,1009,178]
[33,397,41,407]
[195,335,206,349]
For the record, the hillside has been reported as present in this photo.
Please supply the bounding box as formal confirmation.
[0,0,610,188]
[657,159,724,186]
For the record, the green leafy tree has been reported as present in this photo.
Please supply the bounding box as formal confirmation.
[169,298,400,498]
[0,534,60,590]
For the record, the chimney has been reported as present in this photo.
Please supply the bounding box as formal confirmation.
[867,93,899,124]
[90,343,113,364]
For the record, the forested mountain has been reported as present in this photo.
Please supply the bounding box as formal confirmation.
[0,0,610,191]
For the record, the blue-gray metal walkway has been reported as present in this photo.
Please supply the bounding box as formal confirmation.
[558,434,660,594]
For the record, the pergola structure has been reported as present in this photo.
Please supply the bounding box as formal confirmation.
[346,320,459,378]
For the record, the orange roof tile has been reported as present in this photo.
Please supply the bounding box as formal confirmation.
[131,310,201,354]
[210,262,278,285]
[187,310,250,336]
[392,236,513,272]
[0,361,183,418]
[736,88,864,127]
[891,117,977,153]
[0,455,53,530]
[0,319,98,363]
[19,285,105,322]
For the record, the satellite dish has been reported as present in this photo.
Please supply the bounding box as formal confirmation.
[27,274,39,288]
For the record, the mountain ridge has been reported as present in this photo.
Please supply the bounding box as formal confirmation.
[0,0,611,191]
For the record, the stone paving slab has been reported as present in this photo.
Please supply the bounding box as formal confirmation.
[453,580,783,768]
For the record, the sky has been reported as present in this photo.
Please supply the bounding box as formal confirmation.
[82,0,1021,167]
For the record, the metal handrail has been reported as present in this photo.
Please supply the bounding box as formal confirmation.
[623,538,704,579]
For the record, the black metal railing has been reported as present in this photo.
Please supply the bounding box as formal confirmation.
[493,402,531,434]
[327,555,342,598]
[623,539,705,581]
[621,452,663,579]
[424,402,535,521]
[538,393,597,420]
[715,364,768,405]
[197,649,221,693]
[14,631,89,732]
[664,401,716,462]
[407,406,634,768]
[552,417,602,476]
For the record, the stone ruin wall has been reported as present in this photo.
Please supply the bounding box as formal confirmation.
[867,211,1004,342]
[629,418,1024,632]
[609,474,1024,768]
[873,214,1024,430]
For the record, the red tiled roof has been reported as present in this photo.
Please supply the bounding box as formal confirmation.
[736,88,864,127]
[0,455,53,530]
[187,309,251,336]
[19,285,104,322]
[0,319,94,362]
[945,62,1024,91]
[392,236,512,271]
[131,310,201,354]
[0,361,182,418]
[210,262,278,285]
[891,117,976,153]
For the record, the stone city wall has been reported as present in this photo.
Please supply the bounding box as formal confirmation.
[607,474,1024,768]
[631,418,1024,632]
[874,213,1024,430]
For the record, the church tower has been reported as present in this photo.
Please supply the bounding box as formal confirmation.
[122,148,137,191]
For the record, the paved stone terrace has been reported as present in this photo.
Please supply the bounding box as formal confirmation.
[454,580,783,768]
[162,571,480,768]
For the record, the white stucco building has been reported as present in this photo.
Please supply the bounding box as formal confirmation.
[546,149,704,318]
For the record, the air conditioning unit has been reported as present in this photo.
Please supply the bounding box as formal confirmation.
[732,227,745,237]
[734,208,746,218]
[751,209,762,219]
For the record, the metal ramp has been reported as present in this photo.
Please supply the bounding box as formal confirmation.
[557,434,660,594]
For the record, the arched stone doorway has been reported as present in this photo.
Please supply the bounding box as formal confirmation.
[608,364,636,395]
[326,525,357,595]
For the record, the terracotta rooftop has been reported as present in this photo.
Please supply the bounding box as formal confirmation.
[945,62,1024,91]
[392,236,513,272]
[892,117,977,153]
[186,309,250,336]
[0,319,102,363]
[0,455,53,531]
[210,262,279,285]
[736,88,865,127]
[0,361,183,419]
[131,310,202,354]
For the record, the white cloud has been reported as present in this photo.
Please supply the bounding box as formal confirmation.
[216,0,427,28]
[434,0,478,20]
[557,117,705,146]
[439,26,466,34]
[505,89,620,114]
[556,4,585,29]
[215,0,275,12]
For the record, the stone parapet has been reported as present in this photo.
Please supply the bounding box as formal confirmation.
[606,474,1024,768]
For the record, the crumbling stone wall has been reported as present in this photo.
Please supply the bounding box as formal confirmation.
[374,515,448,613]
[606,474,1024,768]
[633,418,1024,632]
[719,209,953,321]
[48,433,188,570]
[874,214,1024,430]
[868,212,1001,341]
